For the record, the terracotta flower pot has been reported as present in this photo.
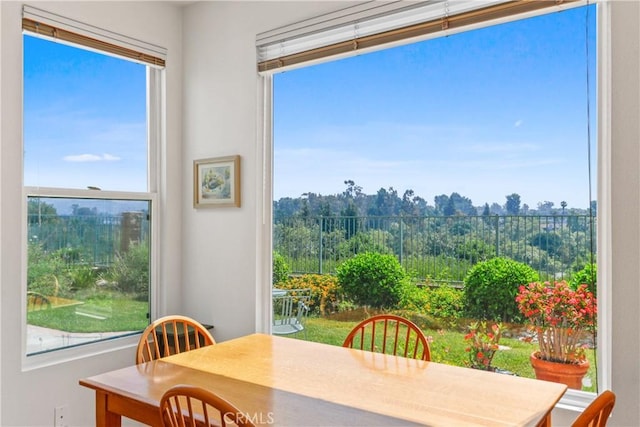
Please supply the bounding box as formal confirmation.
[530,352,589,390]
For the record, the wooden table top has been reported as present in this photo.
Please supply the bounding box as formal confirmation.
[80,333,566,426]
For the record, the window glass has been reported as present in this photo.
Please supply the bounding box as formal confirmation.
[27,197,150,355]
[23,34,153,354]
[24,35,148,192]
[272,5,598,392]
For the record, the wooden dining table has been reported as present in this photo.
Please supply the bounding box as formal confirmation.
[79,333,567,426]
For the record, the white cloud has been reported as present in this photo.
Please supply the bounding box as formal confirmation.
[64,154,101,162]
[63,153,121,162]
[102,153,121,161]
[514,119,524,127]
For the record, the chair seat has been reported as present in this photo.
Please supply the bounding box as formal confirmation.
[273,319,304,335]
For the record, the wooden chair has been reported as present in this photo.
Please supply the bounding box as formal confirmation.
[160,385,256,427]
[342,314,431,361]
[136,315,215,364]
[571,390,616,427]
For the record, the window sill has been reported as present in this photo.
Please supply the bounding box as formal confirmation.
[556,389,597,413]
[22,332,140,372]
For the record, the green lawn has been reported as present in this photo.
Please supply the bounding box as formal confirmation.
[27,295,148,333]
[292,316,597,392]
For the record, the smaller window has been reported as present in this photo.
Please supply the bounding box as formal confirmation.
[22,9,163,356]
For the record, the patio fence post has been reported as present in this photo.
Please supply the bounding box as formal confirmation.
[319,216,323,274]
[399,215,404,266]
[495,214,500,257]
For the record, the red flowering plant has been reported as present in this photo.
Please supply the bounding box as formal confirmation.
[516,280,596,364]
[464,321,503,371]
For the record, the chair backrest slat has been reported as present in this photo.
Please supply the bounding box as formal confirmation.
[342,314,431,361]
[160,385,256,427]
[382,319,390,354]
[136,315,215,364]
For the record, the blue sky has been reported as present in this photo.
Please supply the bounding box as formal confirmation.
[23,5,596,209]
[274,5,596,210]
[23,35,147,192]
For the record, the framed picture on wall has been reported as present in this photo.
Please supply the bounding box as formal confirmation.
[193,155,241,208]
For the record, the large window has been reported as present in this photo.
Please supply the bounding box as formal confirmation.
[23,11,163,355]
[268,0,599,401]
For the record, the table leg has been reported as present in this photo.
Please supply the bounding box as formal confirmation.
[536,412,551,427]
[95,390,122,427]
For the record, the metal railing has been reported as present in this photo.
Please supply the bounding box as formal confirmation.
[28,212,149,267]
[274,215,596,285]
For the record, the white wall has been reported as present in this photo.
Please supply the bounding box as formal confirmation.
[182,1,640,426]
[0,1,183,425]
[608,1,640,426]
[181,1,358,342]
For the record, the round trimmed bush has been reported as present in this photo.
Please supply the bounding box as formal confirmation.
[570,263,597,295]
[464,257,539,322]
[337,252,407,309]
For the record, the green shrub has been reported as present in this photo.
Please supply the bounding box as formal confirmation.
[27,243,70,296]
[425,285,464,319]
[398,282,464,320]
[336,299,358,312]
[570,263,597,294]
[272,251,291,285]
[69,265,98,290]
[463,257,539,322]
[107,242,149,300]
[336,252,407,309]
[398,283,430,313]
[278,274,339,315]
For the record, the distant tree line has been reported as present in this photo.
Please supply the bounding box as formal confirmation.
[274,179,596,221]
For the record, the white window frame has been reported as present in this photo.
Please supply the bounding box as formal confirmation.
[257,0,611,412]
[21,34,164,370]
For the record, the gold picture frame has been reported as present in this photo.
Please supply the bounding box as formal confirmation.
[193,155,241,208]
